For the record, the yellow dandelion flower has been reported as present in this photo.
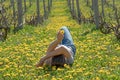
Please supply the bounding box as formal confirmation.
[96,77,100,80]
[64,64,70,69]
[57,78,63,80]
[5,65,9,69]
[18,70,22,73]
[0,47,2,52]
[106,71,110,75]
[43,73,50,77]
[52,66,56,70]
[84,72,92,76]
[65,76,69,78]
[11,73,17,77]
[25,65,32,68]
[0,62,3,66]
[0,68,5,71]
[60,30,64,34]
[98,69,104,73]
[38,75,42,79]
[4,58,9,63]
[37,66,43,69]
[57,68,63,71]
[69,75,73,79]
[76,68,84,73]
[52,76,57,80]
[115,47,120,50]
[3,73,10,77]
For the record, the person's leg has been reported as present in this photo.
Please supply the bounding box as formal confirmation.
[37,45,72,67]
[36,40,59,67]
[44,58,52,66]
[44,39,61,66]
[44,45,71,61]
[46,39,60,53]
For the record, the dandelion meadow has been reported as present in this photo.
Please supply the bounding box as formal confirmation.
[0,0,120,80]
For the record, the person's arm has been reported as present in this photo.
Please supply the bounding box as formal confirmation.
[46,31,64,52]
[46,39,60,52]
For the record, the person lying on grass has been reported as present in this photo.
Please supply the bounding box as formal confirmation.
[36,26,76,67]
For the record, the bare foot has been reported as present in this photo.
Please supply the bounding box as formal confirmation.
[36,58,45,67]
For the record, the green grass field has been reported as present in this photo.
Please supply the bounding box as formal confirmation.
[0,0,120,80]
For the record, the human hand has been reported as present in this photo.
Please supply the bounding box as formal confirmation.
[57,30,64,42]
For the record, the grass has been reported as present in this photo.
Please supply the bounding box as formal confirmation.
[0,0,120,80]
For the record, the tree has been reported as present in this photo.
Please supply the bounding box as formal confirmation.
[86,0,90,6]
[43,0,47,19]
[93,0,99,29]
[91,0,94,10]
[50,0,52,7]
[71,0,76,19]
[10,0,13,7]
[112,0,115,10]
[36,0,41,24]
[11,0,15,18]
[68,0,71,11]
[101,0,104,18]
[48,0,50,12]
[24,0,27,12]
[29,0,32,7]
[76,0,81,24]
[14,0,23,32]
